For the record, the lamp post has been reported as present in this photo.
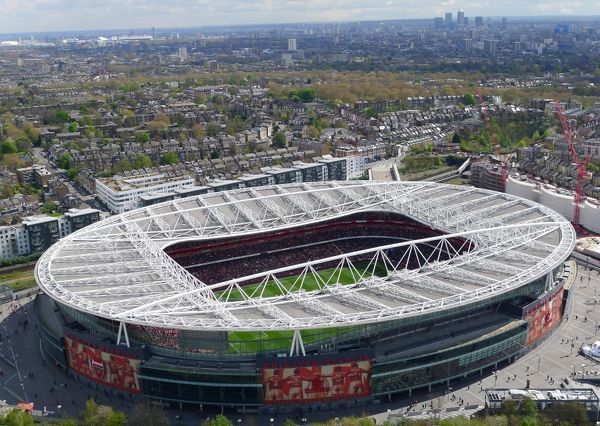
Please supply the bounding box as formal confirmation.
[537,355,541,373]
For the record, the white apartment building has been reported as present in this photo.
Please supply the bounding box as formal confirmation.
[0,226,30,260]
[345,156,368,179]
[96,173,195,213]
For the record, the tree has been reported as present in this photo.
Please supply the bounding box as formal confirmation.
[42,201,58,214]
[206,121,220,137]
[0,182,14,198]
[0,139,18,155]
[122,110,137,127]
[288,88,316,102]
[67,122,79,133]
[134,154,153,169]
[192,123,206,139]
[1,153,26,171]
[113,159,133,173]
[305,125,320,138]
[135,131,150,144]
[210,149,220,159]
[452,133,462,144]
[160,152,178,165]
[4,408,33,426]
[57,153,72,170]
[55,111,70,123]
[462,93,476,106]
[67,167,79,181]
[81,400,127,426]
[201,414,233,426]
[542,402,590,426]
[129,402,169,426]
[363,107,377,118]
[14,136,32,153]
[272,132,286,148]
[148,119,168,134]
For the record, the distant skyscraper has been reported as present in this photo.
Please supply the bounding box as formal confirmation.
[484,39,497,55]
[445,12,452,26]
[475,16,484,27]
[457,10,465,26]
[464,38,473,52]
[434,17,444,28]
[288,38,297,51]
[178,47,188,62]
[152,27,156,40]
[502,17,508,28]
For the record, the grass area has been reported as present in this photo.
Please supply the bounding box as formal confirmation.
[217,266,367,302]
[0,267,37,291]
[400,165,455,181]
[223,264,387,353]
[445,177,469,185]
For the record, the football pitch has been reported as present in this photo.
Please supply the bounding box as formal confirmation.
[225,264,386,353]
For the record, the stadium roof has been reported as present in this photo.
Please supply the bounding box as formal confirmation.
[35,181,575,331]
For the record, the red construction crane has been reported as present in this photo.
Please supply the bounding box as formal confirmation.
[476,90,498,149]
[476,90,508,191]
[553,98,590,226]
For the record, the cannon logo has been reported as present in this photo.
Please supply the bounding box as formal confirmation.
[91,359,105,380]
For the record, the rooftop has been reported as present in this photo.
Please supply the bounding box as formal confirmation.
[35,181,575,331]
[96,172,193,192]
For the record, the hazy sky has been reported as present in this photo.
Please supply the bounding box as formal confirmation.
[0,0,598,34]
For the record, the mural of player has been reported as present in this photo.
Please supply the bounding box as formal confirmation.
[261,358,372,404]
[264,369,286,401]
[307,371,330,399]
[330,365,346,395]
[347,362,369,394]
[285,368,305,400]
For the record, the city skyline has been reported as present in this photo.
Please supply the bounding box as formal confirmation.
[0,0,599,34]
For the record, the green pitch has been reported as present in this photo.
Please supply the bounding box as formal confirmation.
[224,263,388,353]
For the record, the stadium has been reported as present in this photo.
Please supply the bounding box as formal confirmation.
[34,181,576,414]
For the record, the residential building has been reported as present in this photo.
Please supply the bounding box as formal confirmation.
[345,156,368,179]
[0,226,30,260]
[16,165,52,188]
[96,173,195,213]
[0,208,101,260]
[318,156,347,181]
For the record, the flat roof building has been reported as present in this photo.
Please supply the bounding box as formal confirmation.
[96,173,195,213]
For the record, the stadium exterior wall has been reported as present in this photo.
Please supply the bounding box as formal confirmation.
[36,270,570,414]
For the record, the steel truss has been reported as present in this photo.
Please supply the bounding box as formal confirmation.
[35,182,576,331]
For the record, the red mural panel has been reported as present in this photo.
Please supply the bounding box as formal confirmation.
[261,360,371,404]
[65,336,141,394]
[525,287,565,346]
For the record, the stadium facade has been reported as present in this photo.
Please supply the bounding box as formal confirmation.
[34,181,576,414]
